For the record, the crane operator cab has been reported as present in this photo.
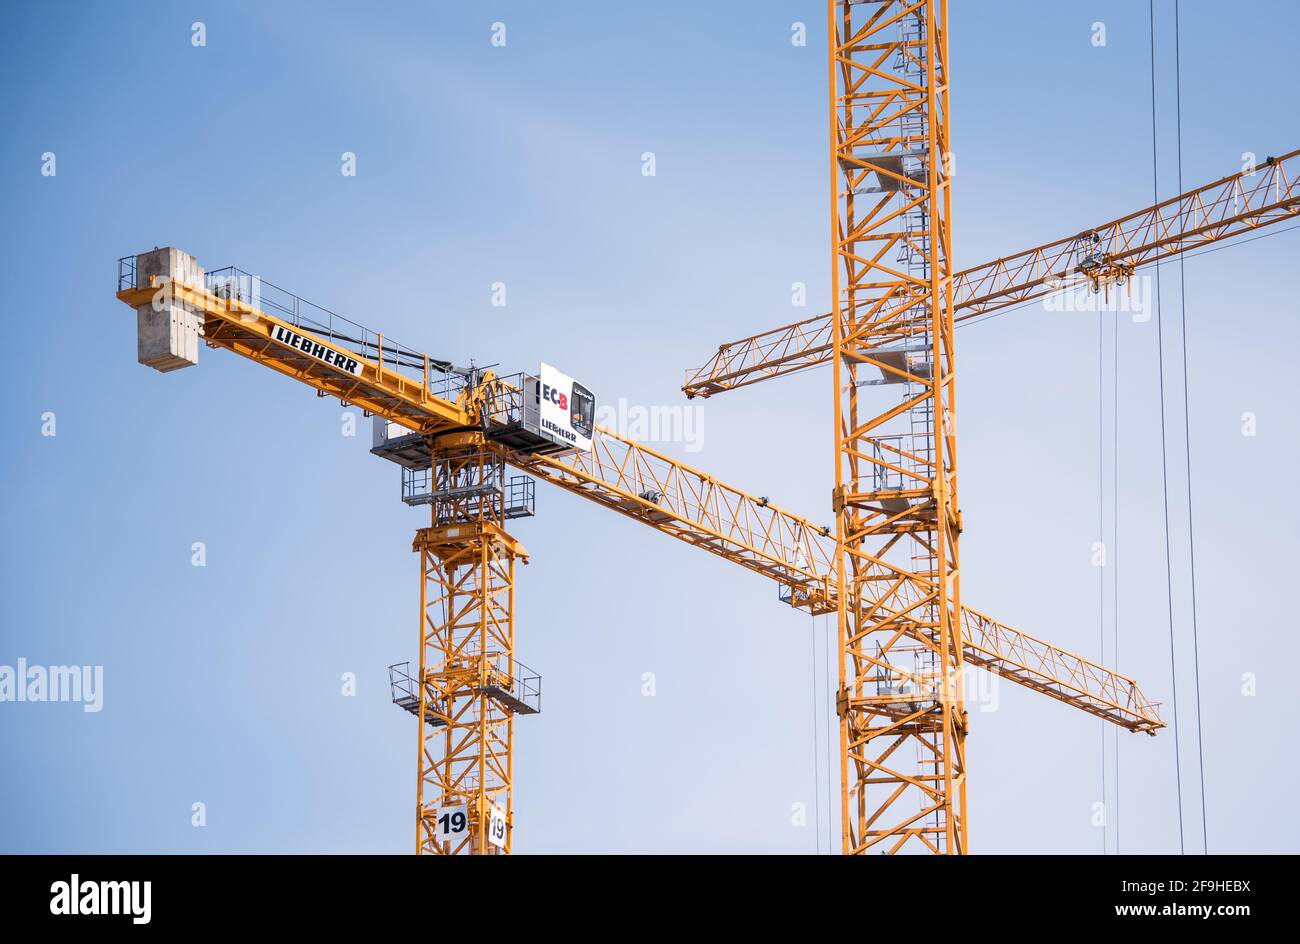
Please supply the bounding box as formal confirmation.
[518,363,595,454]
[481,362,596,457]
[373,362,594,464]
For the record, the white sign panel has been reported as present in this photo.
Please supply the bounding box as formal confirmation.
[433,804,469,844]
[538,362,593,452]
[269,323,363,377]
[487,804,508,849]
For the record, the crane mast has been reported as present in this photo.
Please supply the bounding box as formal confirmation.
[412,434,529,854]
[830,0,965,854]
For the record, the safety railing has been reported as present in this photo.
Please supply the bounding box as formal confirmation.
[869,433,932,493]
[117,254,476,406]
[389,657,541,716]
[117,255,137,293]
[483,654,542,715]
[402,467,536,519]
[388,662,420,708]
[205,266,471,404]
[480,372,528,429]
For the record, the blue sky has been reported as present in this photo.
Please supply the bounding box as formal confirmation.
[1,0,1297,853]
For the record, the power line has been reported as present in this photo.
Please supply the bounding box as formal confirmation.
[1099,306,1107,855]
[1151,0,1186,856]
[811,615,822,854]
[1113,260,1121,855]
[1174,0,1210,855]
[824,614,835,855]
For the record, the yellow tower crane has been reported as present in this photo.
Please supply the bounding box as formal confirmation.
[672,1,1296,855]
[116,249,1162,854]
[107,3,1298,860]
[824,0,970,855]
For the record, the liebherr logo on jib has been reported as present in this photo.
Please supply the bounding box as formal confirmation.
[270,324,362,376]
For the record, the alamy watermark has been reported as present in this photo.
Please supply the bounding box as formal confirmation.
[596,398,704,453]
[1042,273,1152,321]
[0,658,103,712]
[50,874,150,924]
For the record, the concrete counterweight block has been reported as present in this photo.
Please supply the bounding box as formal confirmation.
[134,247,203,372]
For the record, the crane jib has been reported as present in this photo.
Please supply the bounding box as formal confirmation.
[269,324,362,377]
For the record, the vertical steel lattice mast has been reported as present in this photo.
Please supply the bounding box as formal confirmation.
[829,0,967,854]
[414,432,526,854]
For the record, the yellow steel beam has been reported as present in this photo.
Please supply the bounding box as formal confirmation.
[117,279,472,434]
[501,426,1161,733]
[114,267,1164,736]
[683,146,1300,398]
